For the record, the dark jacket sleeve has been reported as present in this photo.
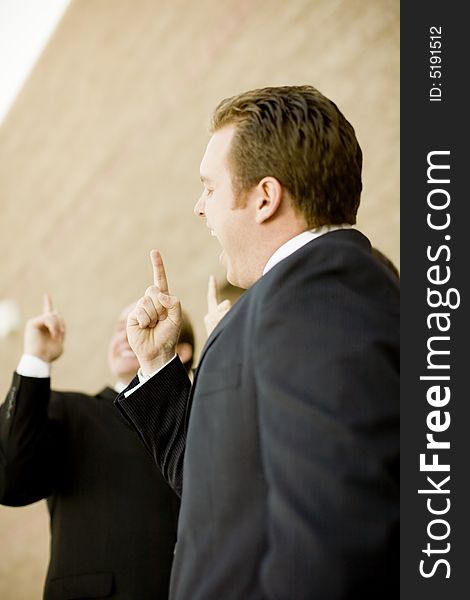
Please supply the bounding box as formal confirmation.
[114,356,192,497]
[0,373,64,506]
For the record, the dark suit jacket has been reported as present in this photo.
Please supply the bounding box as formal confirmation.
[116,229,400,599]
[0,375,180,600]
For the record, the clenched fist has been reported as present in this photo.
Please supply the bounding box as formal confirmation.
[24,295,65,362]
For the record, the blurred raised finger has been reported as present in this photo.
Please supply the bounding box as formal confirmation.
[43,293,53,314]
[43,314,64,340]
[207,275,218,311]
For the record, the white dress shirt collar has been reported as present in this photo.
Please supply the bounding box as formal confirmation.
[262,224,353,275]
[114,380,129,394]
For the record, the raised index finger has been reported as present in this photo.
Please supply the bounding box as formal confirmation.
[43,293,53,314]
[207,275,218,311]
[150,249,169,293]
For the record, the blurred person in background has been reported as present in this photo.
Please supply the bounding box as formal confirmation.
[0,295,195,600]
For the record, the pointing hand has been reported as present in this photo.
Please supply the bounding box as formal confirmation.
[204,275,231,337]
[24,294,66,362]
[127,250,182,376]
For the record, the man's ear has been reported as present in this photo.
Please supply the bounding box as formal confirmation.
[176,342,193,365]
[254,177,283,224]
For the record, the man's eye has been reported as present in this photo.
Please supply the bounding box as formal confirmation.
[206,188,214,196]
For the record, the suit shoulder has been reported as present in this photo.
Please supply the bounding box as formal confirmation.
[51,389,94,402]
[256,231,366,290]
[49,389,99,420]
[255,230,398,311]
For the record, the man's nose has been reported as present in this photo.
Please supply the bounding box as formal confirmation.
[194,194,205,216]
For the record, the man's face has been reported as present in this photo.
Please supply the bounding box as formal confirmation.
[107,303,139,381]
[194,125,256,288]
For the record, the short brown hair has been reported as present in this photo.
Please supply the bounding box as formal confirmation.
[210,85,362,228]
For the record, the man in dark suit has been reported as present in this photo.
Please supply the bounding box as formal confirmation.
[115,85,399,599]
[0,296,195,599]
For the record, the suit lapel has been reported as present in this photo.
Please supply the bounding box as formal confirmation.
[190,323,225,395]
[190,287,251,407]
[193,283,252,378]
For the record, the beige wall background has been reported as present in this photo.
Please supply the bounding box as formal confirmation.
[0,0,399,597]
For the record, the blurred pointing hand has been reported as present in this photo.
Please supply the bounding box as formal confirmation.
[24,294,66,362]
[204,275,231,337]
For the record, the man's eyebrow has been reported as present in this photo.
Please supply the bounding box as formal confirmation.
[200,175,212,184]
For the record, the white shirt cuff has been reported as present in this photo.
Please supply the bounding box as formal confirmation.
[17,354,51,378]
[123,354,177,398]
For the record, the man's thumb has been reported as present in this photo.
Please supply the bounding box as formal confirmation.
[158,292,180,315]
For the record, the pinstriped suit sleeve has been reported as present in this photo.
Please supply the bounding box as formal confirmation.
[114,356,191,497]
